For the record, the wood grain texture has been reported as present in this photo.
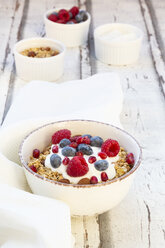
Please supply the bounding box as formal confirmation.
[0,0,165,247]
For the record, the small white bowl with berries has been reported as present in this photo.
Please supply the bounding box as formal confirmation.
[19,120,142,216]
[44,6,91,47]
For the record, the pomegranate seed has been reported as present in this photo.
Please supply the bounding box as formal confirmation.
[101,172,108,182]
[70,135,81,142]
[69,142,78,148]
[90,176,98,184]
[126,153,135,165]
[63,157,70,165]
[33,149,40,158]
[88,156,97,164]
[98,152,107,159]
[76,136,90,145]
[29,165,37,173]
[76,151,83,156]
[52,145,59,153]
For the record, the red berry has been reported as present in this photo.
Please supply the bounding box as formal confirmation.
[69,142,78,148]
[67,156,89,177]
[90,176,98,184]
[58,9,70,21]
[101,172,108,182]
[29,165,37,173]
[101,139,120,157]
[98,152,107,159]
[63,157,70,165]
[70,18,77,23]
[70,135,81,142]
[33,149,40,158]
[56,19,66,24]
[69,6,79,17]
[52,145,58,153]
[48,14,58,22]
[76,136,90,145]
[76,151,83,156]
[126,153,135,165]
[52,129,71,144]
[88,156,97,164]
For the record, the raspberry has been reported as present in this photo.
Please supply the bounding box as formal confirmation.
[88,156,96,164]
[101,139,120,157]
[33,149,40,158]
[69,6,79,17]
[101,172,108,182]
[29,165,37,173]
[98,152,107,159]
[48,14,58,22]
[67,156,89,177]
[126,153,135,165]
[69,142,78,148]
[52,145,58,153]
[52,129,71,144]
[56,19,66,24]
[63,157,70,165]
[70,135,81,142]
[58,9,70,21]
[90,176,98,184]
[76,151,83,156]
[76,136,90,145]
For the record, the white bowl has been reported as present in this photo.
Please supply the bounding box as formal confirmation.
[14,37,65,81]
[19,120,142,216]
[44,9,91,47]
[94,23,143,65]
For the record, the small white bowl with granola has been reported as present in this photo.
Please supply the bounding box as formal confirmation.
[19,120,142,216]
[14,37,65,81]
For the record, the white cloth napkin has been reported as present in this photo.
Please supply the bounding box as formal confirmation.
[0,73,123,248]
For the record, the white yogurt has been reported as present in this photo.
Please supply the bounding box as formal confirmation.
[101,28,137,43]
[45,145,118,184]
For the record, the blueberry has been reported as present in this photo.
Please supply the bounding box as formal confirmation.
[69,11,73,19]
[79,10,88,21]
[94,160,109,171]
[59,138,71,148]
[77,144,93,155]
[75,13,84,23]
[62,147,76,157]
[50,154,61,168]
[52,11,58,16]
[82,134,92,139]
[67,21,75,24]
[90,136,103,147]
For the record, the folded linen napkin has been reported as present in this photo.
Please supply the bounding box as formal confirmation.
[0,73,123,248]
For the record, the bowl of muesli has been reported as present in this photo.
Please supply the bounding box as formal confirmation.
[14,37,65,81]
[19,120,142,216]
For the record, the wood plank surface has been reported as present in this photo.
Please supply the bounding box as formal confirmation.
[0,0,165,247]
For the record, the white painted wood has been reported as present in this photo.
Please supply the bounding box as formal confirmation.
[0,0,165,247]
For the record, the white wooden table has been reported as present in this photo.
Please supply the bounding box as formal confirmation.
[0,0,165,247]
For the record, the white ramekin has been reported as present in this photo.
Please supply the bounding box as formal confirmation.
[14,37,65,81]
[44,9,91,47]
[19,120,142,216]
[94,23,143,65]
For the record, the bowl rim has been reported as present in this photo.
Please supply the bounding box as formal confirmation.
[19,119,142,188]
[13,37,66,61]
[44,8,91,27]
[94,23,143,45]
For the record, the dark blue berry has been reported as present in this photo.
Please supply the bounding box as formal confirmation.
[75,13,84,23]
[69,11,73,19]
[59,138,71,148]
[90,136,103,147]
[77,144,93,155]
[52,11,58,16]
[79,10,88,21]
[82,134,92,139]
[50,154,61,168]
[67,21,75,24]
[62,147,76,157]
[94,160,109,171]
